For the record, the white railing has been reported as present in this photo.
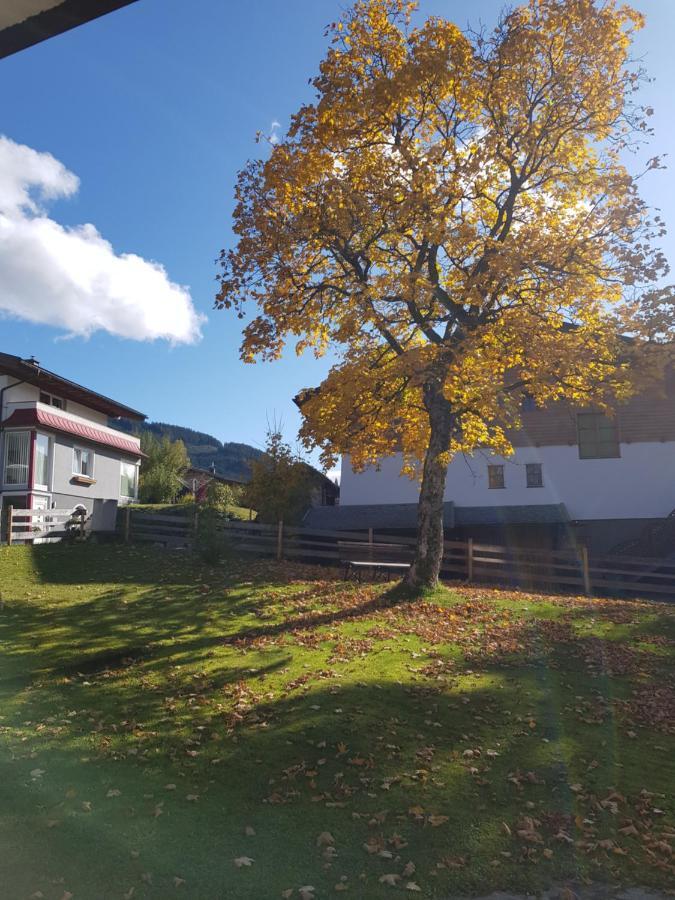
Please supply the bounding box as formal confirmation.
[4,506,87,544]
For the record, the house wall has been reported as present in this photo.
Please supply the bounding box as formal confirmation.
[51,435,128,500]
[510,390,675,447]
[340,441,675,521]
[0,377,108,425]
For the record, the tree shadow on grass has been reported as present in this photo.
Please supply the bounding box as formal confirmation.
[0,676,607,900]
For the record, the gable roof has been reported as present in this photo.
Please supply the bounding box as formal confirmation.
[0,352,145,421]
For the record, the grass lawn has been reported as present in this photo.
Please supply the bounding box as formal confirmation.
[0,544,674,900]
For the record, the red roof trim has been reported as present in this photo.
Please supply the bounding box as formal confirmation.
[1,408,144,458]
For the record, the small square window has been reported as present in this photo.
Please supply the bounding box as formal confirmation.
[73,447,94,478]
[522,395,537,412]
[488,464,505,489]
[526,463,543,488]
[577,412,620,459]
[39,391,65,410]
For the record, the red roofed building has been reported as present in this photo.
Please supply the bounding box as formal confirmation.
[1,352,145,538]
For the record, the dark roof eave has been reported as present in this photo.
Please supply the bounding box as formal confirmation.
[0,0,139,60]
[0,352,146,421]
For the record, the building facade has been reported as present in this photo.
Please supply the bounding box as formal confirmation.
[1,353,144,536]
[305,385,675,555]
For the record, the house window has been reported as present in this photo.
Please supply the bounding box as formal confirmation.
[34,434,50,490]
[3,431,30,485]
[120,461,138,499]
[72,447,94,478]
[577,412,620,459]
[39,392,65,410]
[522,395,537,412]
[526,462,543,488]
[488,464,505,489]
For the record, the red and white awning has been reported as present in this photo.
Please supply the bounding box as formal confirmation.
[2,407,143,458]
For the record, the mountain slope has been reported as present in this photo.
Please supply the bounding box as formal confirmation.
[116,419,263,482]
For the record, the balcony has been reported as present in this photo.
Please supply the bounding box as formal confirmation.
[1,401,142,457]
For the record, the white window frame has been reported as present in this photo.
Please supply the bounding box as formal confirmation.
[72,446,95,478]
[39,391,66,411]
[120,461,138,500]
[3,431,31,486]
[34,433,51,491]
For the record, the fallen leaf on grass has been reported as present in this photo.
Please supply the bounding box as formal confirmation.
[173,876,185,887]
[379,874,400,886]
[316,831,335,847]
[30,769,45,779]
[428,815,448,827]
[106,788,121,798]
[245,825,256,836]
[406,884,422,892]
[299,887,315,900]
[234,857,254,868]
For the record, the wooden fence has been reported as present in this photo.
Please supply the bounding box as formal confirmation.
[116,509,675,602]
[4,506,86,544]
[119,507,195,547]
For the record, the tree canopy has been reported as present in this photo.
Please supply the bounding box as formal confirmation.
[218,0,673,586]
[139,434,190,504]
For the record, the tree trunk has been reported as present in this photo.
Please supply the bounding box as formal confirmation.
[405,381,453,590]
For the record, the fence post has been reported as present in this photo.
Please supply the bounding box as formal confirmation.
[6,505,13,546]
[580,545,591,597]
[467,537,474,582]
[124,506,131,543]
[277,519,284,561]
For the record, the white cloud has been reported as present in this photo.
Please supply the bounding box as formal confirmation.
[0,135,204,344]
[269,120,281,145]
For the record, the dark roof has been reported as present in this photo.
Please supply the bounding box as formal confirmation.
[454,503,570,526]
[0,0,138,60]
[303,502,455,531]
[303,502,569,531]
[0,352,145,421]
[183,466,247,486]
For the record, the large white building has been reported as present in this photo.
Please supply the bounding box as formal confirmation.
[304,385,675,555]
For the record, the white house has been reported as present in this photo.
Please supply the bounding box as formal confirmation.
[303,383,675,555]
[0,352,144,537]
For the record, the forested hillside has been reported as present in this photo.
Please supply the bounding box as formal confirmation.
[115,419,263,481]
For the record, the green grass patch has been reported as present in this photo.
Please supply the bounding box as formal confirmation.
[0,544,673,899]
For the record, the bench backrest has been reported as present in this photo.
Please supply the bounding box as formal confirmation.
[337,540,414,564]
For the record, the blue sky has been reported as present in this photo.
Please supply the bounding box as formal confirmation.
[1,0,673,468]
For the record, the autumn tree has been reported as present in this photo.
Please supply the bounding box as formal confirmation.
[218,0,673,588]
[243,429,314,525]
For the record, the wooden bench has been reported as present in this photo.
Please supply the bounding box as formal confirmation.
[337,540,413,581]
